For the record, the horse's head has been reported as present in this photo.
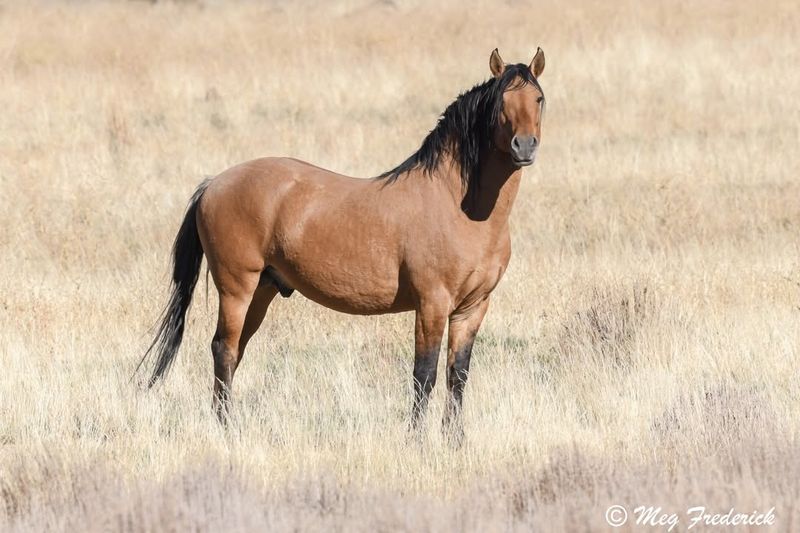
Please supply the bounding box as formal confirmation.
[489,48,546,167]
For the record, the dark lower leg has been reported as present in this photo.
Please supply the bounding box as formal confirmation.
[212,333,234,419]
[444,339,474,430]
[411,348,440,427]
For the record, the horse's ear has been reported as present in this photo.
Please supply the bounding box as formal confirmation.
[489,48,505,78]
[530,47,545,78]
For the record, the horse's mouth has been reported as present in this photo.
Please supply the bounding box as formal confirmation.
[512,157,534,167]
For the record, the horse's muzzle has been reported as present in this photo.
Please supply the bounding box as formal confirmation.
[511,134,538,167]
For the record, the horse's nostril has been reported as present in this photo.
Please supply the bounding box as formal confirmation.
[512,136,537,155]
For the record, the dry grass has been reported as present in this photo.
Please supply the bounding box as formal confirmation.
[1,0,799,531]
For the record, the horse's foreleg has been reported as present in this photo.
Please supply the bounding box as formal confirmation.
[211,272,259,422]
[410,299,448,430]
[443,297,490,445]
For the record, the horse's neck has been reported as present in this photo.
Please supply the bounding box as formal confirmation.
[449,148,523,227]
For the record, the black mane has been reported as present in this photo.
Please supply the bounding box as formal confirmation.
[378,63,543,188]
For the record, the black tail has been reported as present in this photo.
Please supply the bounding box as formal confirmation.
[138,179,212,387]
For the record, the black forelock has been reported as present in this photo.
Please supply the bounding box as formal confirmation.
[377,63,543,188]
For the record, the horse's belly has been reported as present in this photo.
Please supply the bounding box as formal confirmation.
[270,252,412,315]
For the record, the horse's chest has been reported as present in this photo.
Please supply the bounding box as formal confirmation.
[450,242,511,302]
[462,255,508,292]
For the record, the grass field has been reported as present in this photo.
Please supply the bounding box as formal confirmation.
[1,0,799,531]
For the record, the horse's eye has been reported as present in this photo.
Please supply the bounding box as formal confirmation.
[536,96,544,104]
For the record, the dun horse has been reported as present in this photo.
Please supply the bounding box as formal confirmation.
[141,48,546,438]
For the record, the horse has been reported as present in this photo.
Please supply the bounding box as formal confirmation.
[141,48,546,440]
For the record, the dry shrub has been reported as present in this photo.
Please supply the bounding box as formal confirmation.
[652,383,777,450]
[551,283,663,369]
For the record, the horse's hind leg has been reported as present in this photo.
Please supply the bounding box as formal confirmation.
[210,271,262,421]
[239,284,279,357]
